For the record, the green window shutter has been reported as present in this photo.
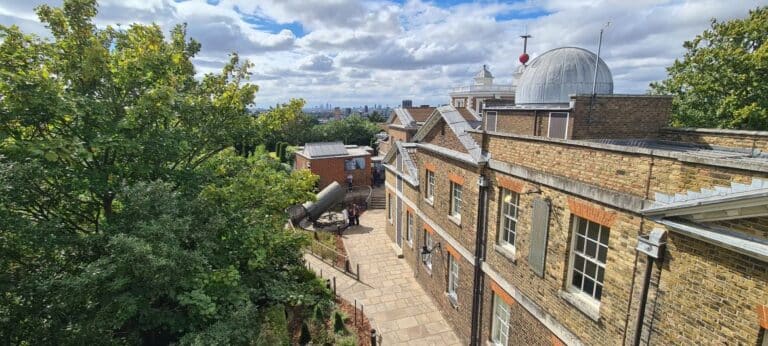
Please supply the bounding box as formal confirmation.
[528,197,551,277]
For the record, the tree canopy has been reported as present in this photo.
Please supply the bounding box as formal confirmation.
[650,7,768,130]
[0,0,330,344]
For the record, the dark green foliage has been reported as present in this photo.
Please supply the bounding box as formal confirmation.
[0,0,332,344]
[333,311,347,335]
[367,110,387,123]
[650,7,768,130]
[311,115,381,146]
[256,305,290,346]
[299,322,312,345]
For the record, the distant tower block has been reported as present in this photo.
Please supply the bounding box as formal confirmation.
[402,99,413,108]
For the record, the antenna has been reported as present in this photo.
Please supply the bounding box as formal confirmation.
[591,21,611,97]
[588,21,611,124]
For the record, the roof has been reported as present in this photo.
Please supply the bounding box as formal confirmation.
[304,142,347,158]
[405,107,435,122]
[413,105,485,164]
[383,141,419,186]
[474,64,494,79]
[643,177,768,221]
[456,107,481,122]
[515,47,613,105]
[300,142,371,159]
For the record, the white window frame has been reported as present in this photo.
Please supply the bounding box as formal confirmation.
[387,194,393,224]
[406,211,413,246]
[498,189,519,253]
[567,216,609,302]
[450,182,462,219]
[485,111,498,132]
[491,294,510,346]
[425,170,435,204]
[547,112,570,139]
[423,230,433,272]
[447,256,459,304]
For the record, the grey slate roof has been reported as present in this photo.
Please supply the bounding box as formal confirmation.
[303,142,348,158]
[412,105,484,163]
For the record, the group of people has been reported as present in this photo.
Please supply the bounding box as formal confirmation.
[342,204,361,227]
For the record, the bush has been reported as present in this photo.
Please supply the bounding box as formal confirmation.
[335,334,357,346]
[256,304,289,346]
[333,310,347,335]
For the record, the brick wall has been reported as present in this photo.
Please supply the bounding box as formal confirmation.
[298,155,371,190]
[491,109,538,135]
[485,133,768,199]
[412,225,475,343]
[649,231,768,345]
[484,171,641,344]
[416,150,479,254]
[706,217,768,240]
[422,119,470,154]
[570,95,672,140]
[659,128,768,152]
[480,278,565,346]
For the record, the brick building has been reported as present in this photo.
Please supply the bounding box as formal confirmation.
[294,142,372,190]
[382,47,768,345]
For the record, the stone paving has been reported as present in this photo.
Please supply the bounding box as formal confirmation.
[304,209,462,346]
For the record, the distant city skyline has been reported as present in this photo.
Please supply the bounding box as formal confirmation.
[1,0,763,107]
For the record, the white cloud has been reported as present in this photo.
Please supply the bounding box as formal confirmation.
[0,0,764,106]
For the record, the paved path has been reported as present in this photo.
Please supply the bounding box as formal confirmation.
[305,209,462,346]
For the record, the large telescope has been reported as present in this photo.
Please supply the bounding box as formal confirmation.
[287,182,346,225]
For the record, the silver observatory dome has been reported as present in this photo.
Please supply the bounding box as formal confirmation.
[514,47,613,105]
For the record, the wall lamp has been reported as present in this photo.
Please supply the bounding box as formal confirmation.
[421,242,441,262]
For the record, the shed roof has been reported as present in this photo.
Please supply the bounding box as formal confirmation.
[304,142,348,158]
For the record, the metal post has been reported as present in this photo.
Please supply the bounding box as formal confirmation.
[326,279,331,291]
[370,329,377,346]
[333,277,336,296]
[345,259,350,272]
[361,304,364,326]
[356,264,360,281]
[354,299,357,326]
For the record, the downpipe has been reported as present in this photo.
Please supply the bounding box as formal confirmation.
[470,171,490,346]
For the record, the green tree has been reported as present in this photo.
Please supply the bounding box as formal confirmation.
[312,115,381,146]
[0,0,331,343]
[650,7,768,130]
[367,110,387,123]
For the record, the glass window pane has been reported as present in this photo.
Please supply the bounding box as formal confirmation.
[576,236,585,252]
[599,226,610,245]
[585,261,597,278]
[572,271,582,288]
[598,246,607,263]
[587,221,600,240]
[586,240,597,258]
[575,256,585,272]
[583,277,594,295]
[577,218,587,235]
[597,267,605,284]
[594,284,603,300]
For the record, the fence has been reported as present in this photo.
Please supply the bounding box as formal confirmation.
[307,261,382,346]
[306,238,361,281]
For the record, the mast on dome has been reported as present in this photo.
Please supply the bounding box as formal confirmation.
[519,29,532,66]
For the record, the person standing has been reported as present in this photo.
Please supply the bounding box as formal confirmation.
[353,204,360,226]
[347,205,356,227]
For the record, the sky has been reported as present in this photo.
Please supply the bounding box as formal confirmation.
[0,0,765,108]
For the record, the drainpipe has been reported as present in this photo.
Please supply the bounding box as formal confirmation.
[470,163,490,345]
[633,228,666,346]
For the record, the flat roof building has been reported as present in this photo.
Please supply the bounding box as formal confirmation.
[295,142,373,190]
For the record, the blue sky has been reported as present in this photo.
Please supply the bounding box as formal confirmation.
[0,0,764,107]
